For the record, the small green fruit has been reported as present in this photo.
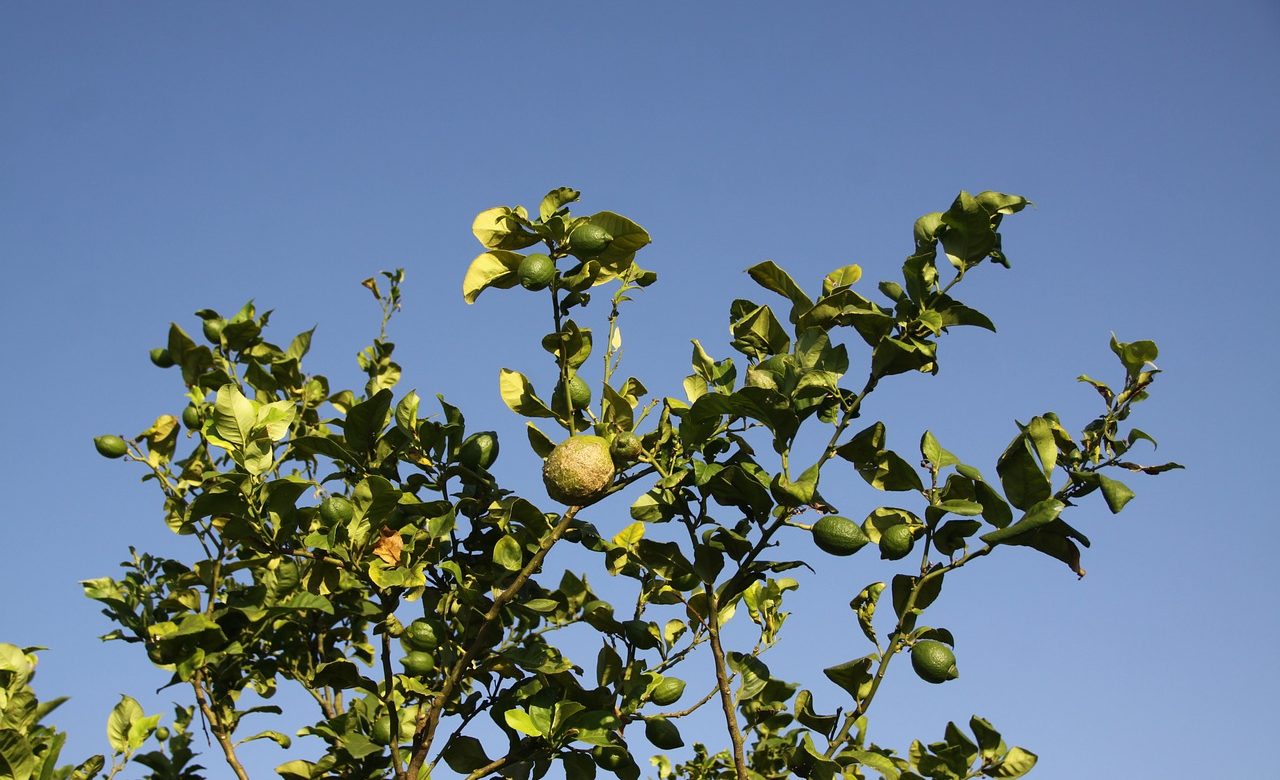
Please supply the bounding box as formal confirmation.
[149,347,175,368]
[591,746,627,771]
[568,223,613,258]
[181,405,201,430]
[458,431,500,470]
[645,717,684,749]
[517,253,555,291]
[202,318,226,344]
[154,726,170,742]
[812,516,869,556]
[879,524,915,560]
[552,375,592,416]
[319,496,355,526]
[403,619,439,651]
[911,640,959,684]
[401,650,436,676]
[543,435,616,506]
[650,676,686,706]
[94,435,128,459]
[609,431,644,463]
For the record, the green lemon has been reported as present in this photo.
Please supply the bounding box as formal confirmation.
[458,431,500,470]
[319,496,355,526]
[401,651,436,676]
[202,318,226,344]
[568,223,613,258]
[149,347,175,368]
[644,717,684,750]
[623,619,658,649]
[543,435,616,505]
[650,676,686,706]
[371,706,419,745]
[155,726,171,742]
[94,435,128,459]
[811,516,869,556]
[518,253,555,291]
[552,375,592,416]
[609,431,644,463]
[591,746,627,771]
[403,619,439,651]
[181,405,201,430]
[879,524,915,560]
[911,640,959,684]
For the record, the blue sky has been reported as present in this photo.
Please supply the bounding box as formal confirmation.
[2,2,1277,777]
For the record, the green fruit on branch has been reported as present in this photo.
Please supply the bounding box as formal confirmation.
[517,253,555,291]
[319,495,355,526]
[543,435,616,505]
[567,222,613,258]
[149,347,175,368]
[811,515,869,556]
[181,404,201,430]
[202,317,226,344]
[911,640,959,684]
[458,431,500,470]
[650,676,686,706]
[552,375,592,416]
[609,431,644,463]
[879,524,916,560]
[94,435,128,459]
[401,650,436,676]
[645,717,684,749]
[403,619,440,651]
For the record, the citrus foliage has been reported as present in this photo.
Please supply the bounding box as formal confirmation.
[26,188,1179,779]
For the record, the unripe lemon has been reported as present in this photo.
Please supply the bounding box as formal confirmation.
[645,717,684,749]
[911,640,959,684]
[401,651,436,676]
[94,435,128,459]
[149,348,175,368]
[181,405,201,430]
[458,431,500,470]
[543,435,615,505]
[403,619,439,651]
[879,524,915,560]
[319,496,355,526]
[552,375,592,416]
[650,676,686,706]
[568,223,613,258]
[202,318,225,344]
[609,431,644,463]
[811,516,869,556]
[518,253,555,291]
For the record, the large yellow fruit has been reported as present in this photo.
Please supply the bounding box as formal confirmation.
[543,435,615,505]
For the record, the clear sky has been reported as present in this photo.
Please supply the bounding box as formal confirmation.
[2,2,1277,778]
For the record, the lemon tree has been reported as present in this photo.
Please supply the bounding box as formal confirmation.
[37,186,1182,780]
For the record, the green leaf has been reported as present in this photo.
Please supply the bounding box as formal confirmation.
[822,264,863,296]
[1097,474,1135,513]
[499,369,554,418]
[849,582,886,646]
[980,499,1065,546]
[988,747,1038,778]
[823,656,874,704]
[394,391,420,433]
[240,730,292,749]
[472,207,540,251]
[494,534,523,571]
[461,249,526,304]
[539,186,580,221]
[795,690,838,739]
[996,434,1051,511]
[344,388,393,454]
[526,422,556,458]
[921,431,959,470]
[969,716,1003,761]
[731,304,791,360]
[746,261,814,322]
[208,385,257,451]
[69,754,105,780]
[0,729,36,780]
[504,709,544,737]
[107,695,144,754]
[1110,334,1159,378]
[442,735,491,774]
